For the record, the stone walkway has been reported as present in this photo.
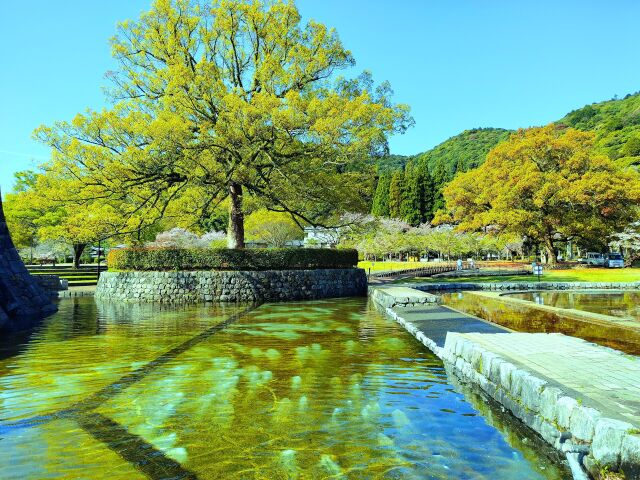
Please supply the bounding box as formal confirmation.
[393,304,507,347]
[456,332,640,427]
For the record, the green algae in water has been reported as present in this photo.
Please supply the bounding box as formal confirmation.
[0,297,570,479]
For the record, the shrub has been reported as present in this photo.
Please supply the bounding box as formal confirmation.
[107,248,359,271]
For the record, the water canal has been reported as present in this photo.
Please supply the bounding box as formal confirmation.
[506,290,640,320]
[442,291,640,355]
[0,297,569,479]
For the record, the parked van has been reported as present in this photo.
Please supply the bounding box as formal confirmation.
[604,252,625,268]
[585,252,604,266]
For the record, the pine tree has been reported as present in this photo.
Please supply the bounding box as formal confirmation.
[371,173,391,217]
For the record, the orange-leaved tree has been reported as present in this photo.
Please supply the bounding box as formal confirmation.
[437,125,640,264]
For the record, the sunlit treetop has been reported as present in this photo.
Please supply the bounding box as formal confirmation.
[35,0,412,247]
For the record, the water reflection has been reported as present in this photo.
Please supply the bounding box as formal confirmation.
[508,290,640,320]
[0,297,569,479]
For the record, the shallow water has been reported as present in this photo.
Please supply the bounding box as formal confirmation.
[506,290,640,320]
[0,297,569,479]
[442,291,640,354]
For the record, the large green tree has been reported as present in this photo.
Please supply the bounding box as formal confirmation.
[36,0,411,248]
[438,125,640,264]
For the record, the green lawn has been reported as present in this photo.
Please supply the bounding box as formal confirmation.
[400,268,640,283]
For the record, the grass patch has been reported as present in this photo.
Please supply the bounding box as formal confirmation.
[398,268,640,283]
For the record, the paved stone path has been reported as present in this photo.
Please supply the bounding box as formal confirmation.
[458,332,640,427]
[392,304,507,347]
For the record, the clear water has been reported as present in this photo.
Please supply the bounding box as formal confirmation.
[0,297,569,479]
[442,291,640,355]
[506,290,640,320]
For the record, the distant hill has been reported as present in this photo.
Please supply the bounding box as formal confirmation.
[371,154,413,173]
[557,91,640,166]
[415,127,512,178]
[414,128,512,213]
[369,92,640,222]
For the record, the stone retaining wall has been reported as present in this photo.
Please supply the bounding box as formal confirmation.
[368,286,640,479]
[96,269,367,303]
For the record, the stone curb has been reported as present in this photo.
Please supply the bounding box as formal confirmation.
[368,286,440,309]
[441,333,640,479]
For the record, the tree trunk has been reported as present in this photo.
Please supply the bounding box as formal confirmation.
[542,235,558,265]
[73,243,86,269]
[227,182,245,249]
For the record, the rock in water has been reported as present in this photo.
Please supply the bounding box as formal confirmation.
[0,192,57,330]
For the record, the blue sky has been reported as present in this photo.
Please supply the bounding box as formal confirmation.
[1,0,639,190]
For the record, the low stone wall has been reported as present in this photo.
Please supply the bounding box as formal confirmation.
[96,269,367,303]
[413,281,640,292]
[33,275,66,293]
[432,269,530,278]
[368,286,640,479]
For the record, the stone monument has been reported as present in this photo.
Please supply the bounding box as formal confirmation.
[0,191,57,330]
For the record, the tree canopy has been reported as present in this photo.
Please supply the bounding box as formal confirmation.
[35,0,411,249]
[438,125,640,264]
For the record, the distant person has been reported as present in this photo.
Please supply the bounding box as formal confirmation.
[457,258,463,271]
[469,258,475,269]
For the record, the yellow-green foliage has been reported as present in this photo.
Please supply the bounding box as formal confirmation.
[34,0,412,244]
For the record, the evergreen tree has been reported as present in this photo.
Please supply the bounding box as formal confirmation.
[388,171,405,219]
[402,161,424,225]
[371,173,391,217]
[430,162,449,216]
[418,161,435,223]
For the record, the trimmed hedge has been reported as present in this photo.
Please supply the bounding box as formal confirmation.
[107,248,359,271]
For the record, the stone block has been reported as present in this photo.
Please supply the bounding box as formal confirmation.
[554,397,578,430]
[520,375,547,412]
[569,406,602,443]
[591,418,634,468]
[539,386,563,421]
[620,433,640,479]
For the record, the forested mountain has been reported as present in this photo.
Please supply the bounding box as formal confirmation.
[372,154,414,173]
[558,91,640,166]
[414,128,512,178]
[371,128,511,224]
[370,92,640,226]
